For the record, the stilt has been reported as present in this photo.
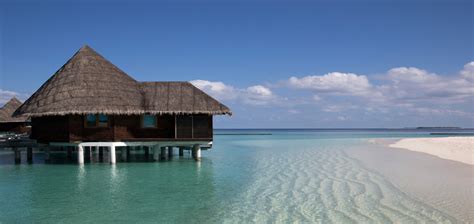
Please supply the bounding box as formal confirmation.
[109,146,116,164]
[160,147,167,161]
[14,148,21,164]
[168,147,173,158]
[85,147,91,162]
[153,145,160,161]
[67,146,73,161]
[126,146,131,162]
[179,147,184,157]
[99,147,104,162]
[196,147,201,161]
[144,146,150,161]
[193,145,201,161]
[121,147,127,162]
[78,145,84,164]
[27,147,33,164]
[44,147,50,162]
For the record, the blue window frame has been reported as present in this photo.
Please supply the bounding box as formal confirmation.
[98,114,108,127]
[85,114,108,128]
[85,114,97,127]
[142,114,157,128]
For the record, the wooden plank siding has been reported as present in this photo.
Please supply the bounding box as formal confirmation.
[0,122,30,134]
[31,114,213,143]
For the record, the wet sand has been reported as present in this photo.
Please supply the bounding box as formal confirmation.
[348,139,474,223]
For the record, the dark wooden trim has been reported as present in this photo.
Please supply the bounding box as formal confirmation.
[174,115,177,139]
[191,115,194,139]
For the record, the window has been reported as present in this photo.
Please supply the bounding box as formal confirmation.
[85,114,97,127]
[84,114,109,128]
[98,114,108,127]
[142,114,157,128]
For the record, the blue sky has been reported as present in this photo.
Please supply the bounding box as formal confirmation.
[1,0,473,128]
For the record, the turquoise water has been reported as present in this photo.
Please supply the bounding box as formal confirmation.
[0,130,470,223]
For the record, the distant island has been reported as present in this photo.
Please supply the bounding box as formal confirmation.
[415,127,462,130]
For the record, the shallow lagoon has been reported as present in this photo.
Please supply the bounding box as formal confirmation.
[0,130,472,223]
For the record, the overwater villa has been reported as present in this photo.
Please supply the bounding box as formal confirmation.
[0,97,30,134]
[13,45,231,164]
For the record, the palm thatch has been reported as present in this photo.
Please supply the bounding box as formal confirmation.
[0,97,29,123]
[14,45,231,117]
[141,82,231,115]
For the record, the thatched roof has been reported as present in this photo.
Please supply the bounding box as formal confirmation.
[14,45,231,117]
[0,97,29,123]
[141,82,231,115]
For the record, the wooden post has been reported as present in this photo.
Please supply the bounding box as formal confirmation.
[168,147,173,158]
[144,146,149,161]
[67,146,73,161]
[121,147,127,162]
[153,145,160,161]
[14,148,21,164]
[44,147,50,162]
[27,147,33,164]
[160,147,167,161]
[196,147,201,161]
[99,147,104,162]
[78,145,84,164]
[126,146,131,162]
[179,147,184,157]
[85,147,91,162]
[192,145,201,161]
[110,146,116,164]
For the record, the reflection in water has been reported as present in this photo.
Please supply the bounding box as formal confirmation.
[0,157,219,223]
[77,164,86,192]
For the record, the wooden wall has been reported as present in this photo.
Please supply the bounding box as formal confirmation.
[114,115,175,140]
[31,116,69,142]
[31,114,213,143]
[193,115,213,138]
[0,122,30,134]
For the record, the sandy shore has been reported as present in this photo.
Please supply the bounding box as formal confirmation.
[350,140,474,223]
[390,137,474,165]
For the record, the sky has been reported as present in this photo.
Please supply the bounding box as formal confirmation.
[0,0,473,128]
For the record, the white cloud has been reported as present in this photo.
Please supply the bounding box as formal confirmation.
[0,89,23,105]
[337,116,349,121]
[190,80,277,105]
[189,80,237,100]
[288,72,372,96]
[410,107,473,118]
[246,85,272,98]
[286,62,474,106]
[312,95,321,101]
[381,66,473,103]
[460,61,474,81]
[288,109,300,114]
[322,104,360,113]
[242,85,275,105]
[387,67,438,83]
[191,61,474,125]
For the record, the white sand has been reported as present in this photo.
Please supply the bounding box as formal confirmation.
[390,137,474,165]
